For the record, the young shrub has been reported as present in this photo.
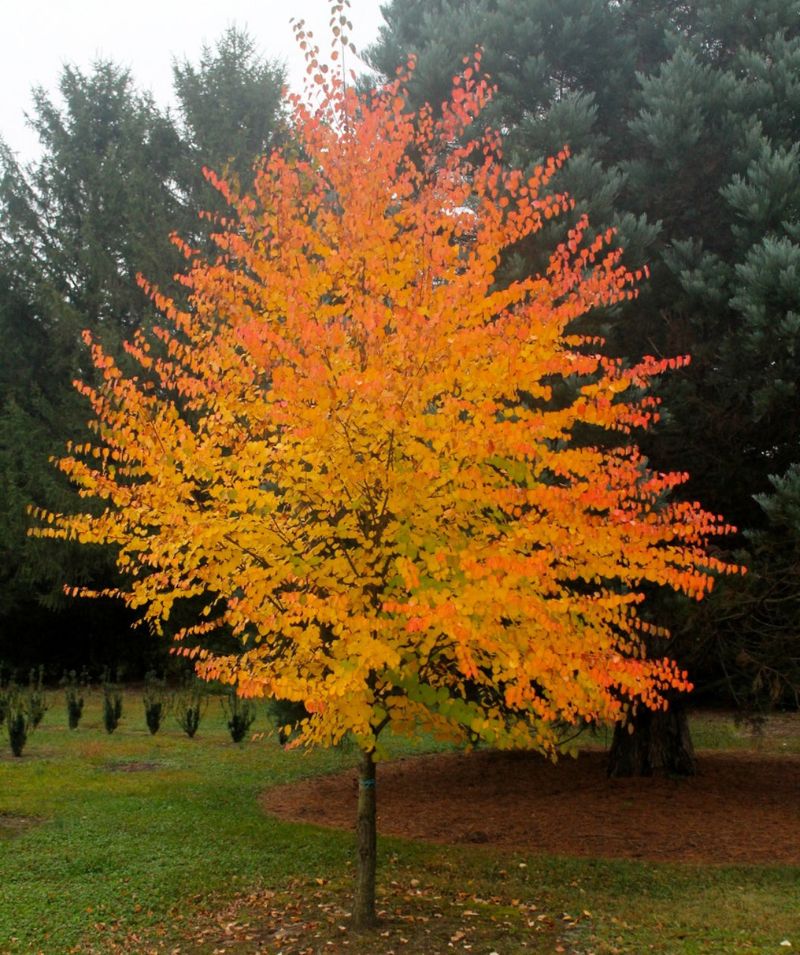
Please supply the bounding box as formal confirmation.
[6,691,29,757]
[223,692,256,743]
[173,680,207,739]
[142,671,167,735]
[101,671,123,734]
[26,666,48,729]
[60,669,87,729]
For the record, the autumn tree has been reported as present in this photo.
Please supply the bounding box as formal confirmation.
[34,8,736,929]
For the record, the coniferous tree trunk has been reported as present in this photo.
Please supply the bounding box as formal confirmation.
[353,748,378,930]
[607,701,696,777]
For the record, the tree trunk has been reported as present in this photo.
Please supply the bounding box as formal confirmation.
[607,701,696,777]
[352,747,378,930]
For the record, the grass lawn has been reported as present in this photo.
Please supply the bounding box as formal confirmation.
[1,690,798,954]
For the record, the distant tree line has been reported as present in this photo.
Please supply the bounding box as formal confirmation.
[0,28,286,676]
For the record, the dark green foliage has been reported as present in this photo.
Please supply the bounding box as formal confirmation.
[25,666,47,728]
[144,701,164,735]
[179,705,202,738]
[706,465,800,709]
[618,14,800,711]
[173,26,286,214]
[102,692,123,735]
[6,690,29,756]
[7,711,28,757]
[3,62,187,330]
[0,266,96,619]
[61,669,86,729]
[0,62,187,675]
[223,693,256,744]
[142,671,167,736]
[173,679,207,739]
[101,673,123,735]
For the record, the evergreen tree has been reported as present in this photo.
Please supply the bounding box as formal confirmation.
[1,63,186,335]
[0,62,183,668]
[173,26,286,209]
[621,14,800,667]
[0,40,290,674]
[0,63,184,669]
[368,0,800,758]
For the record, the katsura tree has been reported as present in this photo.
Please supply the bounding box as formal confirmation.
[32,7,737,929]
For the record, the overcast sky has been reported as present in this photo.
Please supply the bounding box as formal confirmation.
[2,0,386,161]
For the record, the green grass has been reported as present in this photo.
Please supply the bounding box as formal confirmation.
[689,707,800,755]
[1,693,798,953]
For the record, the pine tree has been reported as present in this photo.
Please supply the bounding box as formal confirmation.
[173,26,286,213]
[0,41,290,671]
[367,0,800,761]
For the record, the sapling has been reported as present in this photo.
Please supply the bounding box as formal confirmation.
[142,671,166,735]
[174,680,207,738]
[6,690,29,757]
[223,692,256,743]
[61,669,86,729]
[101,669,123,734]
[26,666,48,728]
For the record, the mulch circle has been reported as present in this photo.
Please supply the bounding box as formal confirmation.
[262,748,800,865]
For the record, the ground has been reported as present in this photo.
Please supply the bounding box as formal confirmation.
[262,745,800,866]
[4,705,799,953]
[190,734,800,954]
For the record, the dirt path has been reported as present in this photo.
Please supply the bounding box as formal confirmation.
[262,748,800,865]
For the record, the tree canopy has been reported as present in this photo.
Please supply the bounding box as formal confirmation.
[32,30,737,756]
[30,2,739,923]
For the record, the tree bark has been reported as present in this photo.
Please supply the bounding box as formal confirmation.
[607,701,696,777]
[352,747,378,930]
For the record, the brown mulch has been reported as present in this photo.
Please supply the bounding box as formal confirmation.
[261,748,800,866]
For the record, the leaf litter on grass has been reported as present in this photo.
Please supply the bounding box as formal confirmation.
[97,862,573,955]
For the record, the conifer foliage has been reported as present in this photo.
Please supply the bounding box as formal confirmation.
[33,2,736,925]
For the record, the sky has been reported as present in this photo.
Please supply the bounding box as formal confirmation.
[2,0,386,161]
